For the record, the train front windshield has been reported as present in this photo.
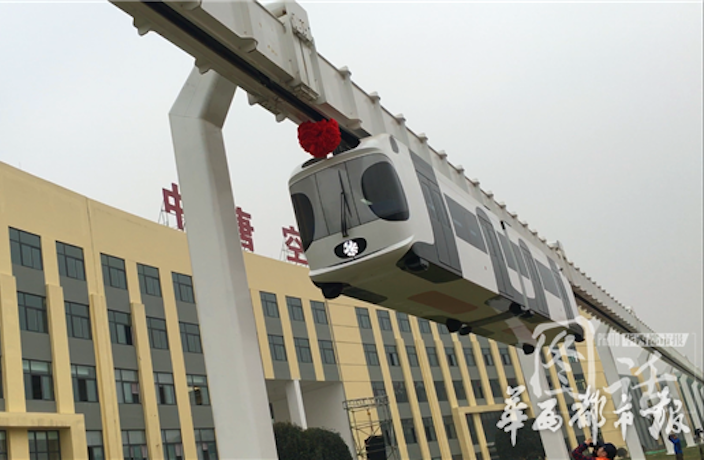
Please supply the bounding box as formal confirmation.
[290,153,409,250]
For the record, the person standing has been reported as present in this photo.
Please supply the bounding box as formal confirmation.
[571,438,618,460]
[669,434,684,460]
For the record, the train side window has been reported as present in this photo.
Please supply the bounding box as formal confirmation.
[361,162,409,221]
[510,242,529,278]
[420,183,437,220]
[445,196,486,253]
[497,234,517,271]
[430,190,450,227]
[291,193,314,250]
[536,261,560,297]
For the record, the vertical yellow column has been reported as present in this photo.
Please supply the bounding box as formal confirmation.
[131,302,163,460]
[8,429,30,460]
[90,294,122,459]
[468,336,491,460]
[0,273,26,412]
[61,419,88,460]
[46,284,74,414]
[454,340,477,460]
[409,318,435,460]
[429,329,454,459]
[489,342,508,402]
[507,346,534,418]
[161,271,197,460]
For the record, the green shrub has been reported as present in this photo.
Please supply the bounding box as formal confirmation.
[273,422,352,460]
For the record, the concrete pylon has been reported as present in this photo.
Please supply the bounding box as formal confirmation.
[170,67,278,460]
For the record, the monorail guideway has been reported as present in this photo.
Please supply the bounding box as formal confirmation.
[109,2,703,460]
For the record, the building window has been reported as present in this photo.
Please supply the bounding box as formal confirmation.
[426,347,439,367]
[319,340,336,365]
[377,310,392,331]
[147,317,169,350]
[172,272,195,303]
[401,418,417,444]
[9,228,42,270]
[385,345,400,366]
[464,347,476,366]
[355,307,372,329]
[194,428,218,460]
[422,416,437,442]
[371,381,386,398]
[435,381,448,401]
[56,241,85,280]
[86,431,104,460]
[311,301,328,324]
[155,372,176,405]
[438,324,450,335]
[187,374,210,406]
[415,381,427,402]
[396,312,411,332]
[65,301,91,340]
[28,431,60,460]
[180,322,202,353]
[268,335,287,362]
[137,263,162,297]
[482,347,494,366]
[108,310,133,345]
[446,348,458,367]
[499,347,512,366]
[23,359,53,401]
[163,429,183,460]
[575,374,587,392]
[443,415,457,439]
[294,338,313,363]
[122,430,147,460]
[287,297,305,321]
[18,292,47,333]
[101,254,127,289]
[406,346,419,367]
[260,292,279,318]
[393,381,408,403]
[472,380,484,399]
[115,369,140,404]
[72,364,98,403]
[453,380,467,401]
[363,343,380,366]
[567,344,580,363]
[0,431,6,460]
[418,319,431,334]
[507,377,519,389]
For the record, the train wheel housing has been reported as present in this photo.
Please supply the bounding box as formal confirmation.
[319,283,345,300]
[458,324,472,336]
[522,343,535,355]
[446,318,462,333]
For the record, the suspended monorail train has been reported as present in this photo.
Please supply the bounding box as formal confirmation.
[289,134,583,353]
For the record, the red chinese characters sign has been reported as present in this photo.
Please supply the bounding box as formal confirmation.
[162,183,185,230]
[282,225,307,266]
[237,207,254,252]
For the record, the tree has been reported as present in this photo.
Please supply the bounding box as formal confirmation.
[494,418,546,460]
[273,422,352,460]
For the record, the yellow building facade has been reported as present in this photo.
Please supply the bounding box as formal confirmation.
[0,161,699,460]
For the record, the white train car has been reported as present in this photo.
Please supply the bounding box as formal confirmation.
[289,134,583,353]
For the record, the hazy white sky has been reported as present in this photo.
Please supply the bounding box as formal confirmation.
[0,2,701,371]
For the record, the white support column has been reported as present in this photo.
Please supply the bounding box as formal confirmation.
[516,353,570,460]
[664,368,695,446]
[678,375,702,434]
[594,324,646,459]
[169,67,278,460]
[637,349,674,455]
[286,380,308,429]
[691,381,704,431]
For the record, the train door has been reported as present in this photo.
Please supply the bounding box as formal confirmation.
[410,153,461,275]
[476,209,512,298]
[518,240,550,317]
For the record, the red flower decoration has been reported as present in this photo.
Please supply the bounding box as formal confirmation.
[298,119,341,158]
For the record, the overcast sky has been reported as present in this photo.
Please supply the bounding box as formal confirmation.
[0,2,701,372]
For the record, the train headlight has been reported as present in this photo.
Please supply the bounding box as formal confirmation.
[334,238,367,259]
